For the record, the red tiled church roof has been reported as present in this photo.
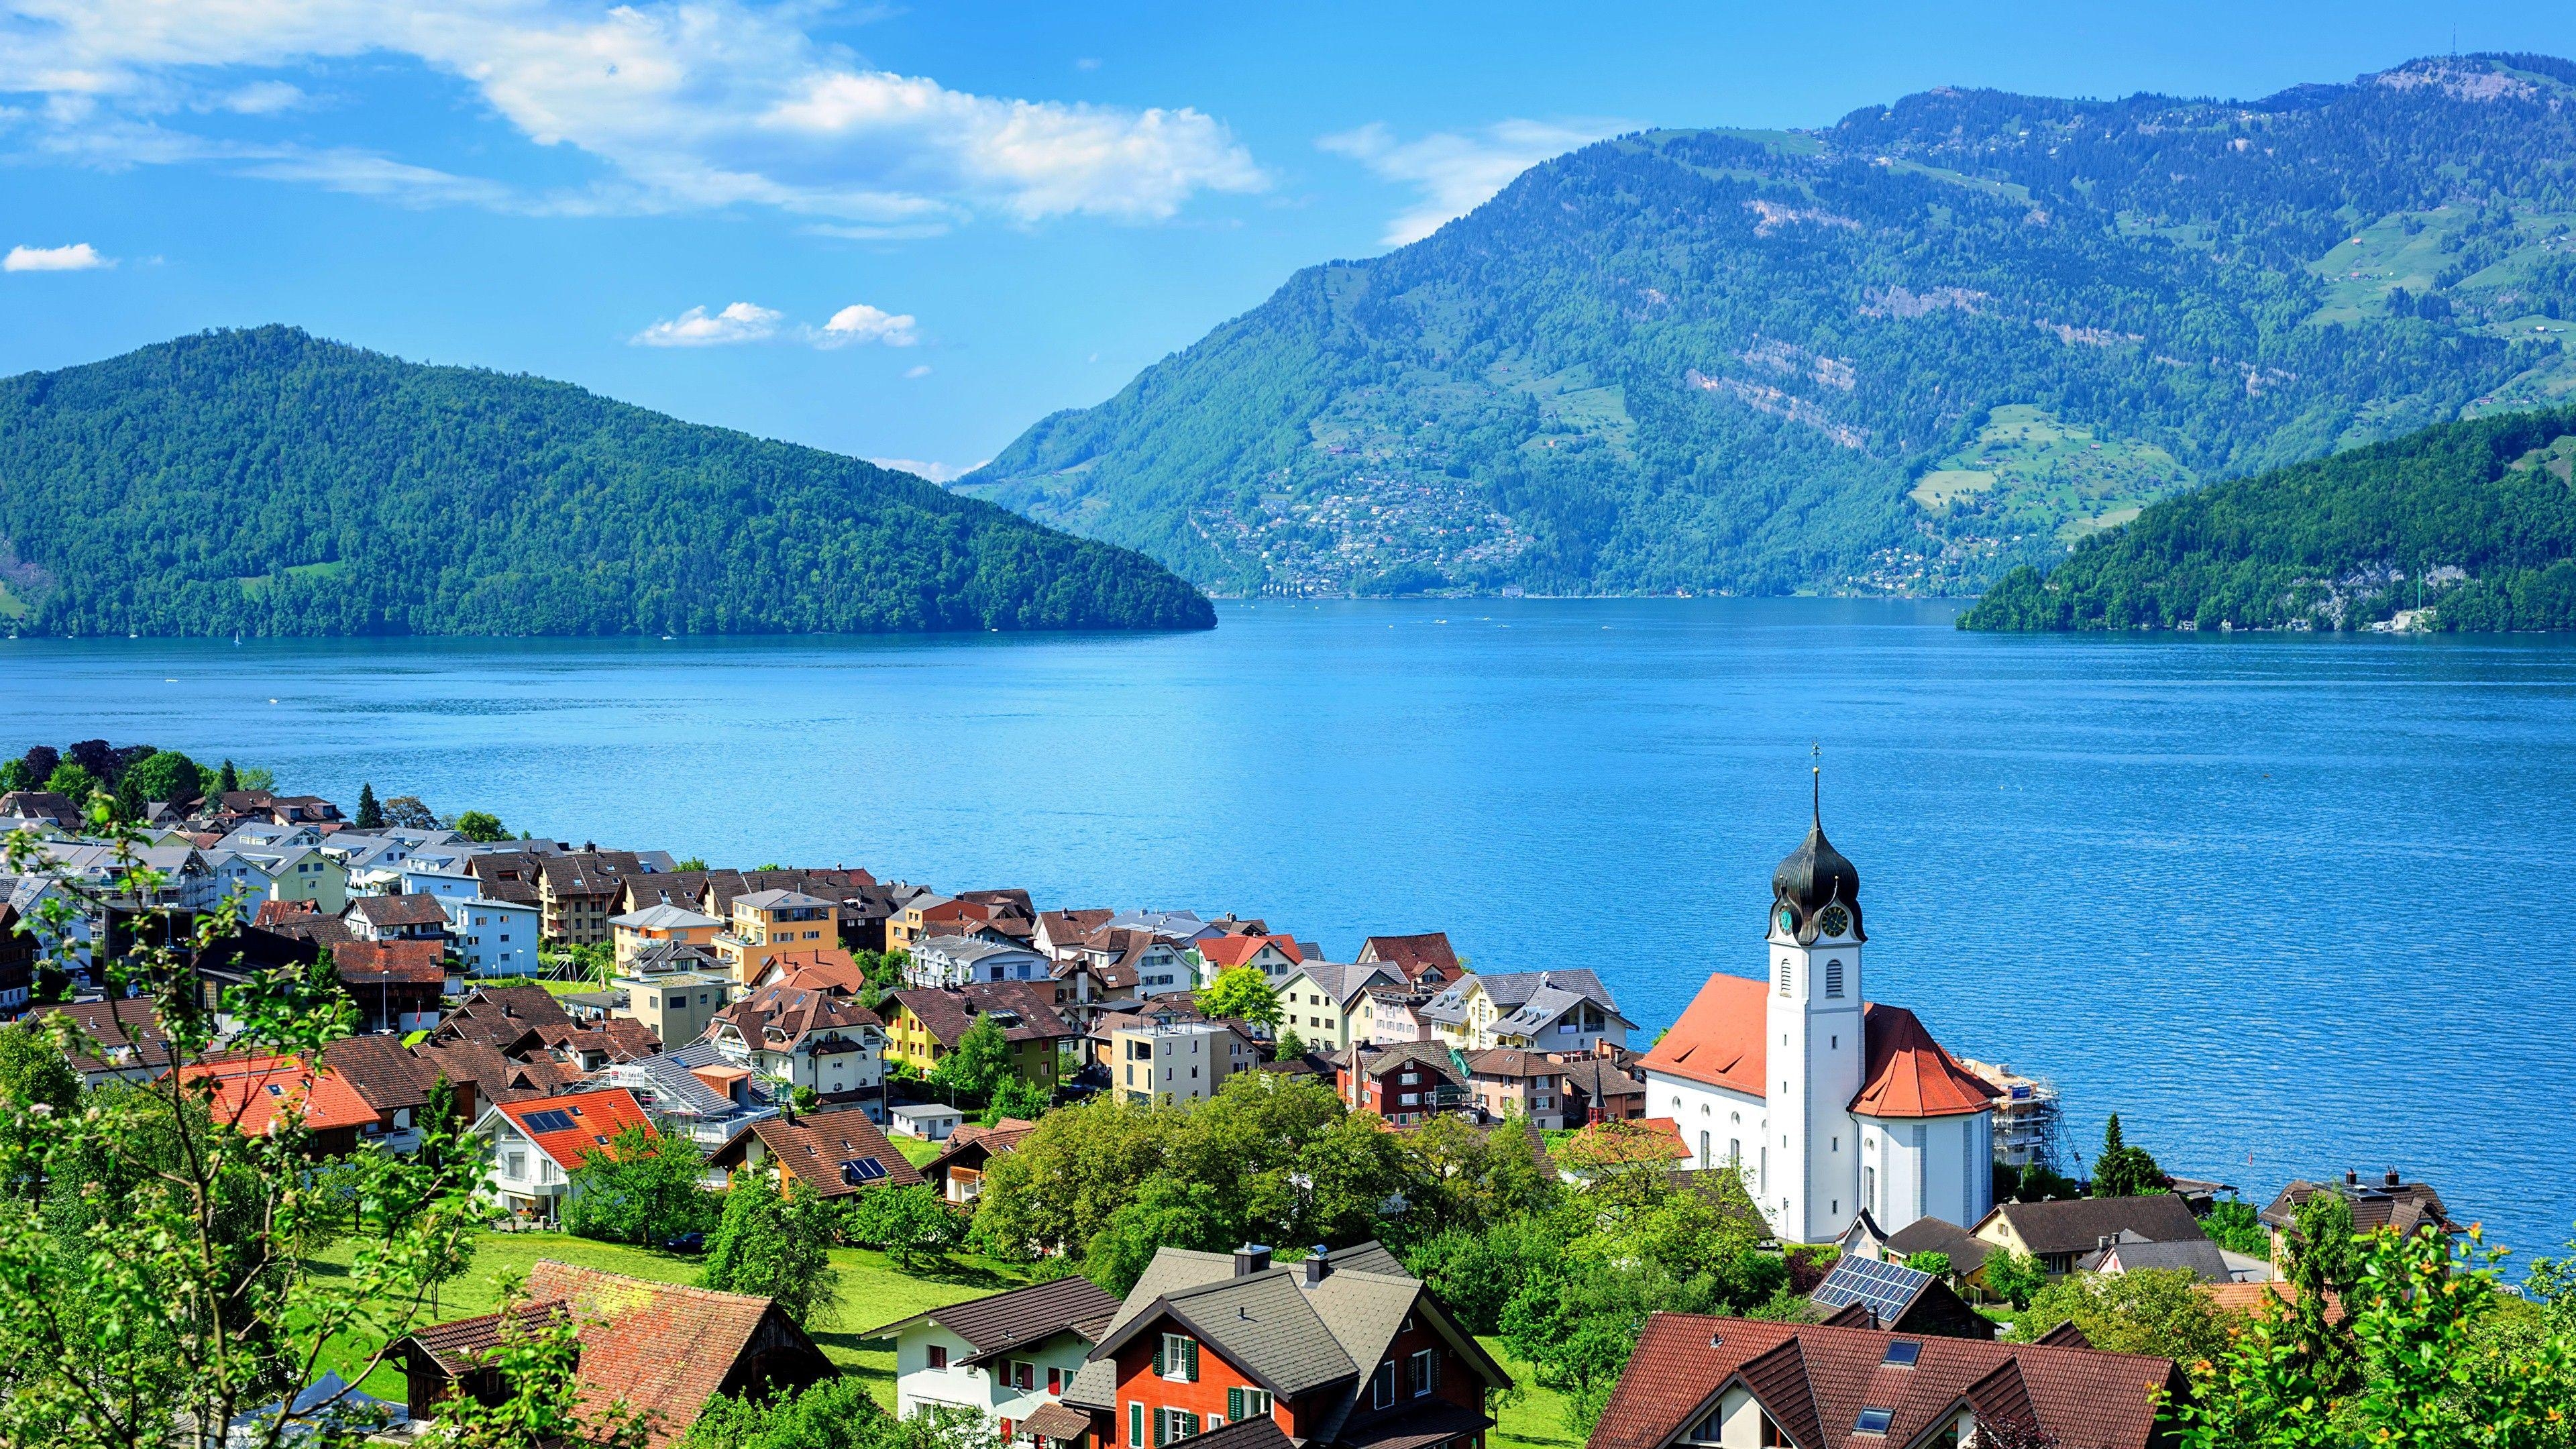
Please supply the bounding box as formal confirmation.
[1639,975,1996,1120]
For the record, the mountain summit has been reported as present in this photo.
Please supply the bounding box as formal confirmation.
[0,327,1214,637]
[961,54,2576,598]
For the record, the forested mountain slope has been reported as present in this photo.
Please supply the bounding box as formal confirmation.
[0,328,1214,637]
[961,54,2576,597]
[1958,407,2576,632]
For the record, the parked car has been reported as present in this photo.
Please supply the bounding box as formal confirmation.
[663,1231,706,1254]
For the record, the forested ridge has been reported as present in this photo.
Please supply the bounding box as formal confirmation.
[1959,407,2576,631]
[961,53,2576,598]
[0,327,1215,637]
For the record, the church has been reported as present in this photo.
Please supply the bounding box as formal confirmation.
[1639,804,1998,1244]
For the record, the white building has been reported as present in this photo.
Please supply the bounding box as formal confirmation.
[1638,809,1997,1244]
[874,1277,1122,1438]
[443,896,541,977]
[908,935,1053,988]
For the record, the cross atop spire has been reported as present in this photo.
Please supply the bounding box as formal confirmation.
[1811,741,1821,826]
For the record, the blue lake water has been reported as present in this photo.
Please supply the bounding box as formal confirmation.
[11,598,2575,1263]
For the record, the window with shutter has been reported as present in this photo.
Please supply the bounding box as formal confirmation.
[1130,1403,1144,1447]
[1152,1408,1166,1448]
[1373,1361,1397,1408]
[1185,1338,1200,1382]
[1228,1389,1244,1421]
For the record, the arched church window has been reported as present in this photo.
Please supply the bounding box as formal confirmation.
[1825,961,1844,998]
[1778,957,1792,996]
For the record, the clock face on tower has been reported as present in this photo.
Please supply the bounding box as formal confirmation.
[1774,906,1797,935]
[1818,905,1851,937]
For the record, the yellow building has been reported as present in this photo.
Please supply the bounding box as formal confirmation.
[608,902,724,968]
[715,888,841,987]
[881,983,1075,1089]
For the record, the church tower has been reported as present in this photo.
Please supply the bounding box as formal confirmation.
[1763,772,1868,1243]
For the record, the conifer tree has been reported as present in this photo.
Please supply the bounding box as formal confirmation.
[356,783,382,830]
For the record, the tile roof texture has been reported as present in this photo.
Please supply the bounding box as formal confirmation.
[333,938,450,985]
[2259,1175,2462,1238]
[495,1087,654,1170]
[1882,1216,1991,1275]
[1640,974,1996,1120]
[2081,1237,2235,1281]
[1198,934,1303,969]
[1587,1313,2182,1449]
[891,981,1073,1048]
[319,1034,439,1114]
[347,893,453,928]
[734,1107,923,1195]
[36,998,174,1075]
[184,1053,382,1137]
[526,1260,820,1446]
[1356,932,1460,983]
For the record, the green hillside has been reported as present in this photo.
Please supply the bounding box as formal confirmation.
[0,327,1214,637]
[960,54,2576,598]
[1958,407,2576,632]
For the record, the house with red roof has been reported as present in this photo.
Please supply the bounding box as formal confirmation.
[1638,810,1998,1244]
[1193,932,1304,985]
[472,1087,657,1220]
[180,1053,384,1155]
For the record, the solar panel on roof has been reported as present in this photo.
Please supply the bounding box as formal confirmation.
[522,1109,577,1132]
[840,1157,889,1185]
[1811,1256,1931,1328]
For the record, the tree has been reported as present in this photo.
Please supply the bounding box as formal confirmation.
[1274,1025,1305,1060]
[354,784,382,830]
[686,1376,994,1449]
[43,761,97,801]
[215,759,239,794]
[381,795,439,830]
[0,759,28,792]
[1902,1250,1952,1279]
[2201,1195,2270,1257]
[121,751,201,806]
[1982,1248,2048,1309]
[981,1073,1051,1127]
[930,1014,1016,1106]
[561,1124,716,1245]
[1195,965,1280,1029]
[701,1173,841,1326]
[235,767,276,791]
[113,771,146,824]
[2090,1114,2165,1198]
[453,810,508,843]
[2012,1267,2231,1363]
[843,1184,963,1271]
[0,806,633,1449]
[674,857,709,872]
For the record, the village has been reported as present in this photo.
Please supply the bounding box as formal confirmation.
[0,757,2519,1448]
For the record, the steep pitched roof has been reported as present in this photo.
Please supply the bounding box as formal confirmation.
[1199,934,1303,970]
[492,1087,654,1171]
[867,1275,1122,1361]
[1638,972,1768,1096]
[1883,1216,1991,1275]
[610,902,723,930]
[35,998,174,1075]
[319,1034,437,1114]
[1357,932,1460,983]
[1288,961,1403,1006]
[2259,1175,2463,1238]
[734,1107,923,1195]
[347,893,452,929]
[525,1260,822,1446]
[333,938,449,985]
[183,1053,380,1137]
[1588,1314,2182,1449]
[2081,1237,2234,1282]
[1849,1004,1999,1120]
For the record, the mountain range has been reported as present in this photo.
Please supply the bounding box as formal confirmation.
[0,327,1213,637]
[959,53,2576,598]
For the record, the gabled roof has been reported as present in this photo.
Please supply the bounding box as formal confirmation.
[1199,934,1303,969]
[729,1107,923,1196]
[35,998,174,1075]
[2259,1175,2463,1238]
[333,938,449,985]
[890,981,1074,1048]
[1285,960,1403,1006]
[1419,969,1621,1028]
[867,1274,1121,1361]
[733,888,833,911]
[1587,1314,2183,1449]
[347,893,451,928]
[515,1260,824,1446]
[1357,932,1460,983]
[2080,1237,2234,1282]
[928,1118,1040,1175]
[319,1034,438,1114]
[610,902,723,930]
[1638,972,1768,1096]
[490,1087,653,1171]
[1883,1216,1990,1275]
[1978,1194,2206,1257]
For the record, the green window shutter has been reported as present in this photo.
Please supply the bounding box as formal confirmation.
[1187,1415,1203,1438]
[1154,1338,1166,1377]
[1185,1339,1199,1382]
[1130,1403,1143,1447]
[1152,1409,1167,1448]
[1228,1389,1244,1421]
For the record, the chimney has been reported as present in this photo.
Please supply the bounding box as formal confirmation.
[1234,1244,1273,1277]
[2096,1234,2112,1251]
[1303,1247,1332,1285]
[2345,1169,2359,1187]
[2385,1168,2402,1188]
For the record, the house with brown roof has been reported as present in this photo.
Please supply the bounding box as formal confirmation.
[1337,1041,1470,1125]
[883,983,1077,1087]
[397,1260,832,1446]
[871,1275,1122,1439]
[925,1117,1040,1204]
[34,998,176,1085]
[2258,1169,2462,1273]
[1059,1242,1511,1449]
[344,891,453,944]
[1036,908,1117,959]
[1970,1193,2210,1279]
[1356,933,1462,987]
[1460,1047,1645,1130]
[333,938,449,1034]
[709,1106,923,1197]
[700,979,888,1106]
[319,1034,474,1152]
[1585,1313,2183,1449]
[535,852,650,945]
[1638,813,2000,1244]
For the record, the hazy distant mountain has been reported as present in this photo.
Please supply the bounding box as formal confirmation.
[961,54,2576,598]
[0,327,1214,637]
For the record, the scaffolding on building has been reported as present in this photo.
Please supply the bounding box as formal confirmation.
[1962,1059,2068,1175]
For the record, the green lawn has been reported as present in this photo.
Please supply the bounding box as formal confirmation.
[306,1229,1036,1407]
[1481,1340,1578,1449]
[894,1136,945,1168]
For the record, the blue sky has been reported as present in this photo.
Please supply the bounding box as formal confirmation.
[5,2,2574,480]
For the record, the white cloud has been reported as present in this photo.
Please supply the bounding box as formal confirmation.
[630,300,780,346]
[4,240,109,270]
[0,0,1265,226]
[1319,118,1624,246]
[904,363,931,378]
[868,455,981,482]
[813,302,917,347]
[208,80,305,114]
